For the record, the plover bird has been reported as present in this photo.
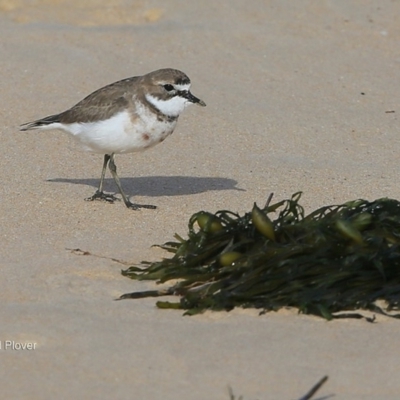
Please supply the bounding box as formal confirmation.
[20,68,206,210]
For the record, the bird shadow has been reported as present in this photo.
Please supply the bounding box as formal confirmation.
[47,176,244,197]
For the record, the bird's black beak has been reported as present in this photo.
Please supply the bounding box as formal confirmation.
[180,90,206,106]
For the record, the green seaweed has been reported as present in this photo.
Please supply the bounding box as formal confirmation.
[119,192,400,320]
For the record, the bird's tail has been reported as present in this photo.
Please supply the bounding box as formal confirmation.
[20,113,62,131]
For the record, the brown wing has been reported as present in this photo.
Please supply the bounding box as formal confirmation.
[58,76,141,124]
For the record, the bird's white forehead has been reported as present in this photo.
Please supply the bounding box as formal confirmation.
[175,83,190,91]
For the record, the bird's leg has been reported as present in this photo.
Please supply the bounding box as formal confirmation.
[108,154,156,210]
[85,154,119,203]
[97,153,110,194]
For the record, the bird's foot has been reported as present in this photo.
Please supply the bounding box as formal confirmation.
[85,190,120,204]
[85,190,156,210]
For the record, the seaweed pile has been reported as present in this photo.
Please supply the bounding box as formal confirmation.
[119,193,400,320]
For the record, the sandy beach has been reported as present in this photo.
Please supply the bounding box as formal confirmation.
[1,0,400,398]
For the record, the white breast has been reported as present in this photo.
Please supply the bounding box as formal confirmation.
[61,107,176,154]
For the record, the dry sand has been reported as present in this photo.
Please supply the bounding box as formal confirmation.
[1,0,400,398]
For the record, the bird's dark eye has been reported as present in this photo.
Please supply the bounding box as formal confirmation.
[163,84,174,92]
